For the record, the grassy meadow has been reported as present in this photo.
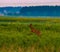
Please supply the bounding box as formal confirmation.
[0,16,60,52]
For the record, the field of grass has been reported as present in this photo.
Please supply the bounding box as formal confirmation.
[0,16,60,52]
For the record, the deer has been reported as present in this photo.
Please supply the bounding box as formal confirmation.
[29,24,41,36]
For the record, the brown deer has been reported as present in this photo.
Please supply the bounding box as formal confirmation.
[29,24,41,36]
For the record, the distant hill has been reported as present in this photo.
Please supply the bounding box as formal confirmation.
[0,7,22,16]
[0,6,60,17]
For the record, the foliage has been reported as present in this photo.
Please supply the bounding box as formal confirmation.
[0,17,60,52]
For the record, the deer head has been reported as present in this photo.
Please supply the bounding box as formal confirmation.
[29,24,33,28]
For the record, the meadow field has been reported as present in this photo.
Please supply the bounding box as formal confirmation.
[0,16,60,52]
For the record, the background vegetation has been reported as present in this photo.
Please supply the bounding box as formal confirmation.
[0,16,60,52]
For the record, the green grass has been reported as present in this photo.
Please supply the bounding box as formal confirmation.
[0,17,60,52]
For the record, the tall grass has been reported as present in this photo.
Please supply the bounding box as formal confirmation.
[0,17,60,52]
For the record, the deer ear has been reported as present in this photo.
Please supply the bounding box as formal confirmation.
[29,24,32,27]
[30,24,32,25]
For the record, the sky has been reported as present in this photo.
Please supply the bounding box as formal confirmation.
[0,0,60,7]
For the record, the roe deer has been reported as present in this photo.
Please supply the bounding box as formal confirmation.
[29,24,41,36]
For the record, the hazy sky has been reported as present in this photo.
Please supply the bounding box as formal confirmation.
[0,0,60,7]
